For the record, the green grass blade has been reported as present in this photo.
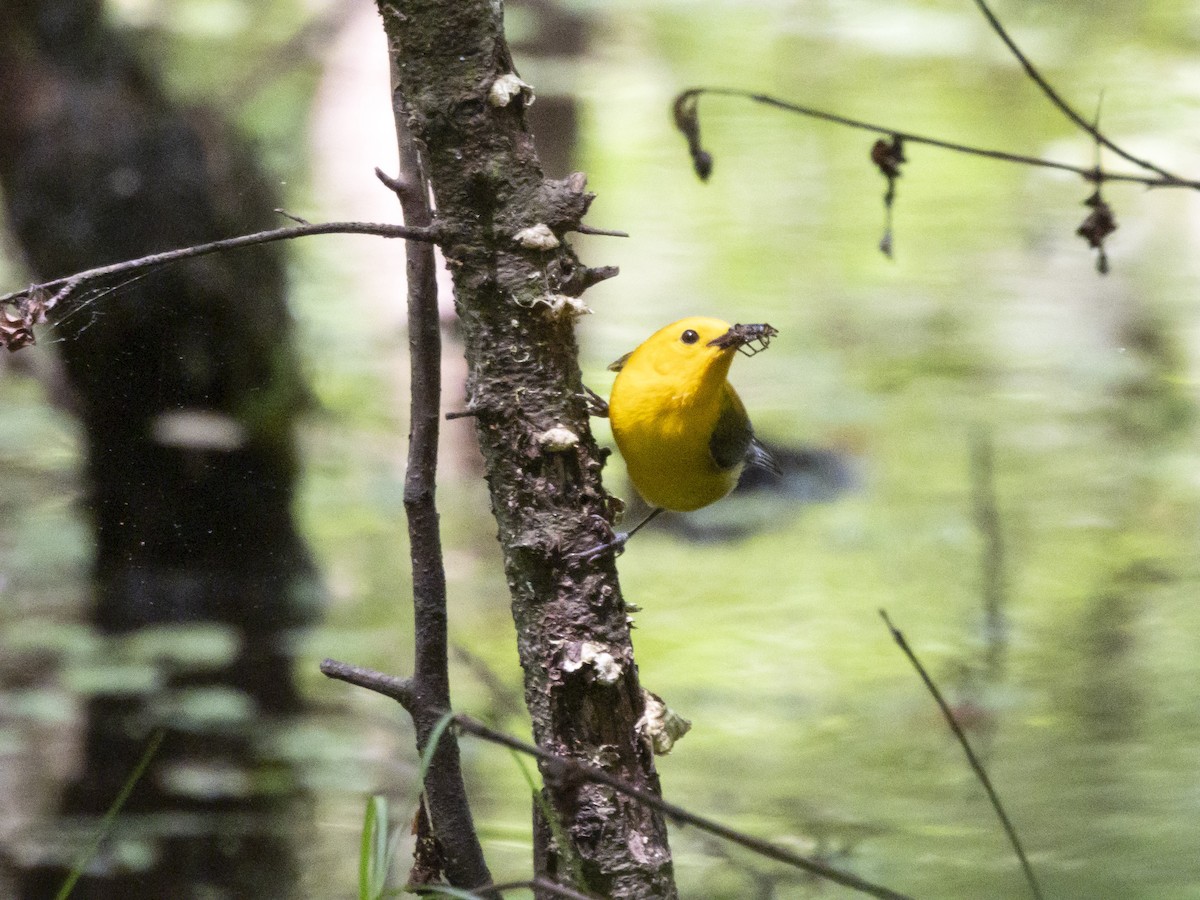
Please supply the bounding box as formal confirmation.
[359,794,390,900]
[416,711,457,787]
[55,728,165,900]
[374,796,392,892]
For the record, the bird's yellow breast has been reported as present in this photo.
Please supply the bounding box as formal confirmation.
[608,317,746,512]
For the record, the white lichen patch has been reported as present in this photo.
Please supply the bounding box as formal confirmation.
[489,73,535,108]
[636,689,692,755]
[536,425,580,452]
[563,641,623,685]
[538,294,591,320]
[514,223,560,250]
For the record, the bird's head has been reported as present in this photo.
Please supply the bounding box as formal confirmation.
[610,317,778,383]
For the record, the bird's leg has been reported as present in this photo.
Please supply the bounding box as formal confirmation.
[625,506,664,539]
[569,507,663,561]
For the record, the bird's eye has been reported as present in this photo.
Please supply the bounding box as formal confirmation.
[680,329,699,345]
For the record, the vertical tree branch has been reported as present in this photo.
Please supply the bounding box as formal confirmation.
[385,97,495,891]
[374,2,676,897]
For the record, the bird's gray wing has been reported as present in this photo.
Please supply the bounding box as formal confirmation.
[709,387,754,471]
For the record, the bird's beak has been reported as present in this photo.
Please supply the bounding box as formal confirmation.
[706,323,778,356]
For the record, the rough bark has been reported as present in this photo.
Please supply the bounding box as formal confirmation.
[375,2,677,897]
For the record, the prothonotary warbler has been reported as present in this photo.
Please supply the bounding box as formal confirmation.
[580,316,778,557]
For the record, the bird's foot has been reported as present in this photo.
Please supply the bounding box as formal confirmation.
[569,531,628,562]
[568,515,627,561]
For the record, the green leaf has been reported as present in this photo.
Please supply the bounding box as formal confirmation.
[359,794,390,900]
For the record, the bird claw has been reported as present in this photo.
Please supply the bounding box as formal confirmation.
[569,517,628,561]
[569,532,628,562]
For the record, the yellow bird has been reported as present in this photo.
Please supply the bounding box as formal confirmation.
[596,316,778,551]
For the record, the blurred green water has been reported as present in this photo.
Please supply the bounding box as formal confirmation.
[4,0,1200,897]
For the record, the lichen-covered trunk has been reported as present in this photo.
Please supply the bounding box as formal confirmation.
[376,2,677,897]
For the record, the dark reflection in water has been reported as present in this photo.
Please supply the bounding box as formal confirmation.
[0,1,321,896]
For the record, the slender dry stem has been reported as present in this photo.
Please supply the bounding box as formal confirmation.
[969,0,1181,183]
[879,610,1044,900]
[0,220,439,318]
[675,88,1199,191]
[320,658,915,900]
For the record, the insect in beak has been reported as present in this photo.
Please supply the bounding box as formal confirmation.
[706,322,778,357]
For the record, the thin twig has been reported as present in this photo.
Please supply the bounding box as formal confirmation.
[452,645,525,723]
[274,208,312,225]
[879,610,1044,900]
[318,658,914,900]
[675,88,1200,191]
[573,224,630,238]
[454,717,913,900]
[390,104,496,894]
[322,658,416,708]
[0,220,441,313]
[970,0,1181,183]
[526,877,600,900]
